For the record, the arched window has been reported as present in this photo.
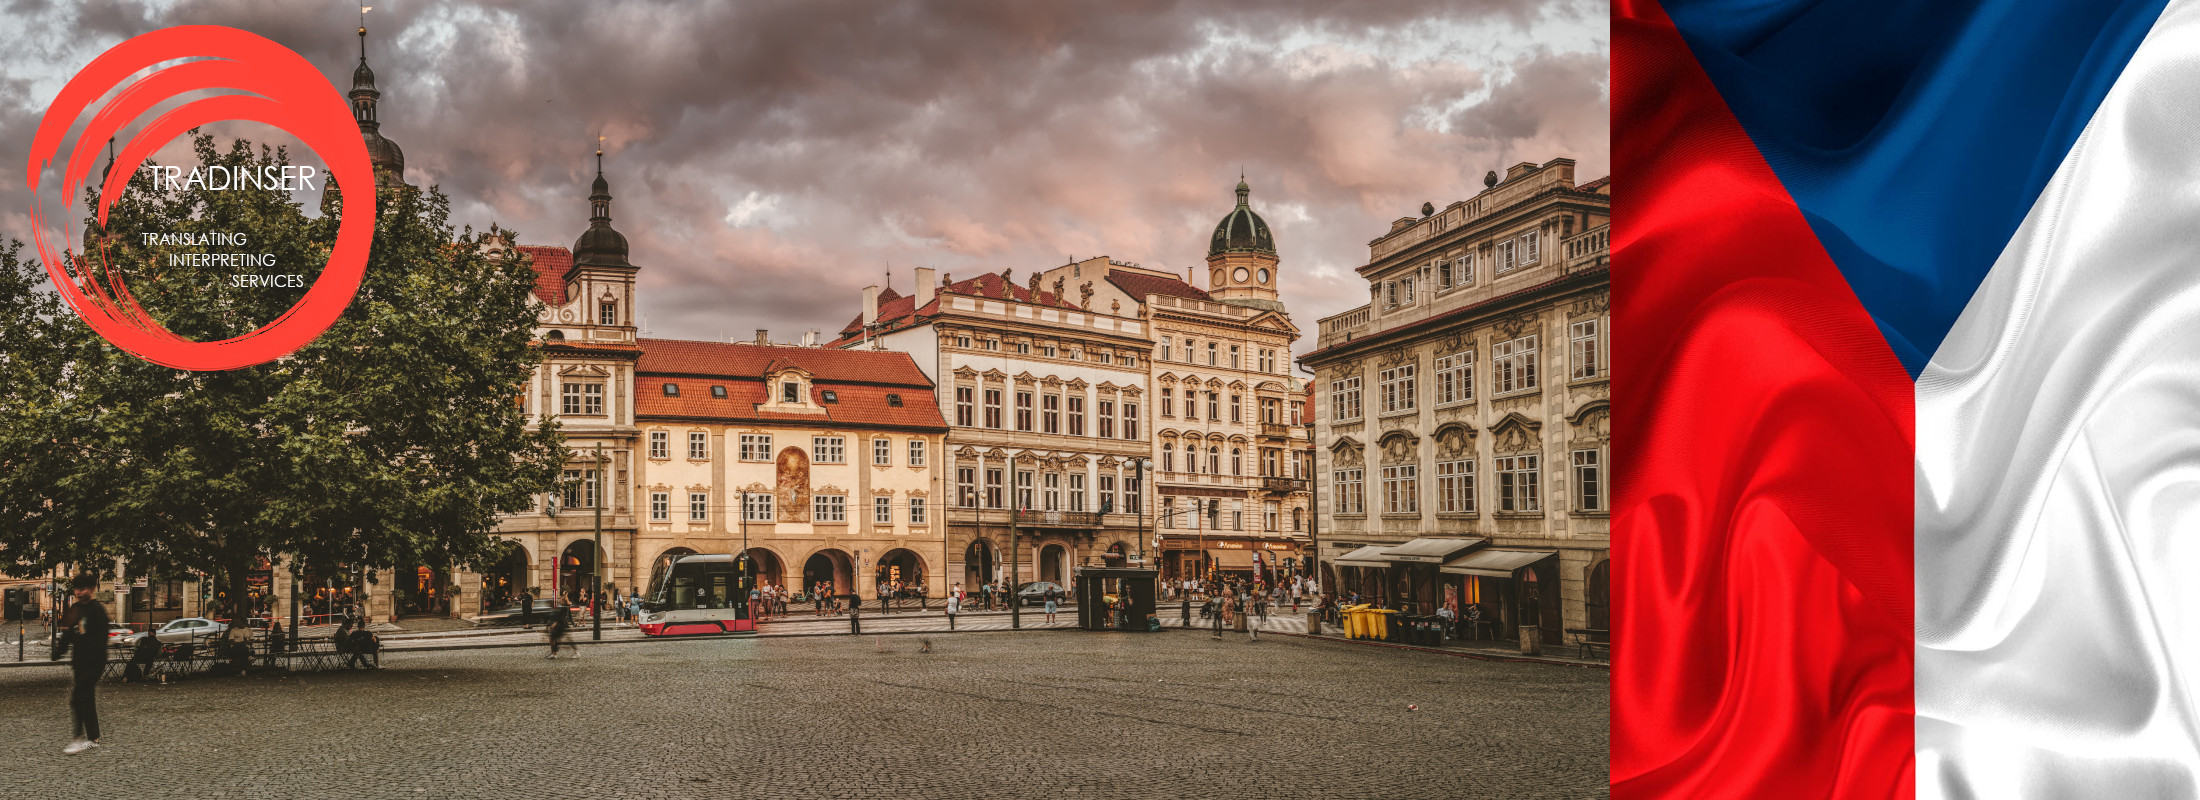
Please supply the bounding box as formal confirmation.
[1161,447,1175,473]
[1231,447,1242,476]
[1208,446,1221,474]
[1185,443,1199,473]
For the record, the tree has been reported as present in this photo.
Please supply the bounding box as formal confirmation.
[0,133,565,637]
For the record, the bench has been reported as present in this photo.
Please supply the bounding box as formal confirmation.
[1566,628,1610,661]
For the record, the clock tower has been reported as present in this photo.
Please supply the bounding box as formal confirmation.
[1204,177,1283,311]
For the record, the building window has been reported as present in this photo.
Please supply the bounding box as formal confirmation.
[1207,446,1221,474]
[1494,335,1539,394]
[983,389,1003,429]
[1266,501,1279,531]
[1159,337,1172,361]
[1229,345,1241,368]
[712,386,727,399]
[1098,474,1116,514]
[663,383,680,397]
[1183,388,1199,421]
[1438,257,1455,288]
[744,492,774,522]
[1384,281,1399,308]
[739,434,771,461]
[984,339,999,351]
[815,494,847,523]
[1206,391,1220,420]
[1015,341,1031,355]
[1042,394,1061,433]
[1570,319,1601,380]
[1229,394,1242,422]
[1122,403,1139,439]
[875,495,894,524]
[886,393,901,406]
[689,492,709,522]
[1522,231,1540,264]
[560,382,604,415]
[1185,443,1200,474]
[1294,507,1304,531]
[873,438,892,466]
[1042,345,1057,358]
[1334,469,1364,514]
[908,440,926,467]
[909,498,927,524]
[688,432,709,460]
[956,387,975,426]
[1382,465,1418,514]
[1161,388,1173,417]
[1331,377,1361,420]
[1098,400,1115,439]
[821,390,838,403]
[1262,448,1278,477]
[648,431,669,459]
[1232,508,1243,531]
[1436,351,1473,405]
[1574,449,1603,512]
[783,381,801,403]
[1207,342,1218,366]
[649,492,668,521]
[1067,396,1085,436]
[1497,454,1541,512]
[1498,239,1516,274]
[955,335,972,348]
[1231,447,1243,476]
[1438,459,1475,513]
[1163,498,1176,529]
[1259,349,1275,373]
[1161,447,1176,473]
[1015,470,1035,510]
[1069,473,1086,511]
[599,301,617,326]
[1043,472,1062,511]
[985,468,1004,509]
[1379,364,1417,413]
[1125,473,1142,513]
[812,436,845,464]
[958,467,978,508]
[1015,390,1034,432]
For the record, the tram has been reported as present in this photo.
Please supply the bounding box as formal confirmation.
[638,552,756,636]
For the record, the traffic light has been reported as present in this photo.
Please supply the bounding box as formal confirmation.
[1207,503,1220,529]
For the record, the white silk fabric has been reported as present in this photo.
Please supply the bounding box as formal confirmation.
[1916,1,2200,796]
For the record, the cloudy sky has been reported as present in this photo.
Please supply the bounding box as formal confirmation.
[0,0,1608,360]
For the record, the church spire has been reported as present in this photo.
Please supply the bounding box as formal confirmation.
[573,136,631,268]
[349,8,407,188]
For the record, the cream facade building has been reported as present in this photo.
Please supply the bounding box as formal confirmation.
[1300,158,1611,644]
[629,339,947,600]
[831,267,1153,591]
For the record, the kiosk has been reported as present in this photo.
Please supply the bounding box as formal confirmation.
[1073,567,1159,631]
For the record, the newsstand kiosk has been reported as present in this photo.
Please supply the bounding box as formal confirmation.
[1073,567,1159,631]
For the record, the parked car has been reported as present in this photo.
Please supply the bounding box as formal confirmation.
[1014,582,1067,607]
[123,617,227,645]
[476,599,562,626]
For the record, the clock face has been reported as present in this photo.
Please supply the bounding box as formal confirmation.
[1257,268,1270,284]
[1212,269,1225,286]
[1233,267,1250,282]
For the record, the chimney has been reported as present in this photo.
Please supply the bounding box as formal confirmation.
[802,329,819,347]
[754,329,769,345]
[914,267,936,308]
[862,285,881,326]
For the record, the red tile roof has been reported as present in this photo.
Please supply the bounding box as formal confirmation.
[1106,271,1209,303]
[1576,176,1611,193]
[835,270,1081,339]
[634,339,946,431]
[517,245,573,306]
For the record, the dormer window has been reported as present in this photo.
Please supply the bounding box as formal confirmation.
[783,381,800,403]
[821,390,839,403]
[710,385,727,399]
[662,383,679,396]
[599,301,617,326]
[545,330,565,341]
[1015,341,1031,355]
[887,393,903,407]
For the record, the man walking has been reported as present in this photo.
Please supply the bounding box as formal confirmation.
[545,602,574,659]
[58,573,108,754]
[945,590,961,631]
[1042,585,1060,624]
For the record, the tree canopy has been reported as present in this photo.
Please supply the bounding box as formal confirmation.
[0,133,565,604]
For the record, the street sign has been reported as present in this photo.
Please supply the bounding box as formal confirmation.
[134,576,149,588]
[113,583,129,594]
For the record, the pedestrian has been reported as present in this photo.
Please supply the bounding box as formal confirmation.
[346,626,381,669]
[1210,592,1226,640]
[945,590,961,631]
[545,603,574,659]
[1244,593,1260,642]
[122,628,160,683]
[1043,586,1059,624]
[518,588,536,629]
[58,573,109,754]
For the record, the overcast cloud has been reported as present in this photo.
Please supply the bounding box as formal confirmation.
[0,0,1608,360]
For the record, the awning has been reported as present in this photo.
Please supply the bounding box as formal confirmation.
[1380,537,1486,564]
[1334,545,1391,567]
[1210,549,1257,569]
[1441,549,1557,578]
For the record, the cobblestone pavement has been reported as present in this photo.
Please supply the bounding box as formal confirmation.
[0,630,1608,798]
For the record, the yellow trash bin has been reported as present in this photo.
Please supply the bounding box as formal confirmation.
[1341,604,1369,639]
[1369,608,1398,640]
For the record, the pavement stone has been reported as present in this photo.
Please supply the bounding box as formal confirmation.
[0,627,1609,798]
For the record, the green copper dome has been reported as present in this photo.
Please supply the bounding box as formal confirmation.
[1208,178,1275,256]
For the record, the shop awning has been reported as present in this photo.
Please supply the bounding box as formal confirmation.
[1334,545,1391,567]
[1441,549,1557,578]
[1380,537,1486,564]
[1210,549,1257,569]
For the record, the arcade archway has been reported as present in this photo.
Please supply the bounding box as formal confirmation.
[743,548,785,592]
[803,549,855,597]
[559,540,600,606]
[963,539,997,589]
[481,546,529,613]
[1038,544,1067,584]
[875,548,926,597]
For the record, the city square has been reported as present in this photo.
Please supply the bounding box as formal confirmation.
[0,630,1608,798]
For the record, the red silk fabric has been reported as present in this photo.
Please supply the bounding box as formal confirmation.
[1613,3,1915,797]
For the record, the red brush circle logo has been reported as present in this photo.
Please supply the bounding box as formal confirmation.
[25,25,375,371]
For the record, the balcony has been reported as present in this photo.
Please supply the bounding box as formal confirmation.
[1262,477,1309,494]
[1259,422,1298,440]
[1564,224,1610,273]
[1020,510,1103,528]
[1316,306,1372,350]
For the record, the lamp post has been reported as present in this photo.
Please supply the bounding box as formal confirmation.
[1009,506,1021,630]
[592,442,605,642]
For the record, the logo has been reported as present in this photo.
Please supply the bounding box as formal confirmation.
[25,26,375,371]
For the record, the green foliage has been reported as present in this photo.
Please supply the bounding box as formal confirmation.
[0,132,566,588]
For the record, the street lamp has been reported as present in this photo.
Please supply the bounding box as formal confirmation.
[592,442,605,642]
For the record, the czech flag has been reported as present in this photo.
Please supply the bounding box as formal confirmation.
[1616,1,2195,797]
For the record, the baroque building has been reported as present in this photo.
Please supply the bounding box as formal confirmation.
[830,267,1152,591]
[1299,158,1611,645]
[1032,179,1311,585]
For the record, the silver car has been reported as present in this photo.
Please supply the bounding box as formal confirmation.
[125,617,229,645]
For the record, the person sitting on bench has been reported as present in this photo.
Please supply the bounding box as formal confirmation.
[122,633,161,682]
